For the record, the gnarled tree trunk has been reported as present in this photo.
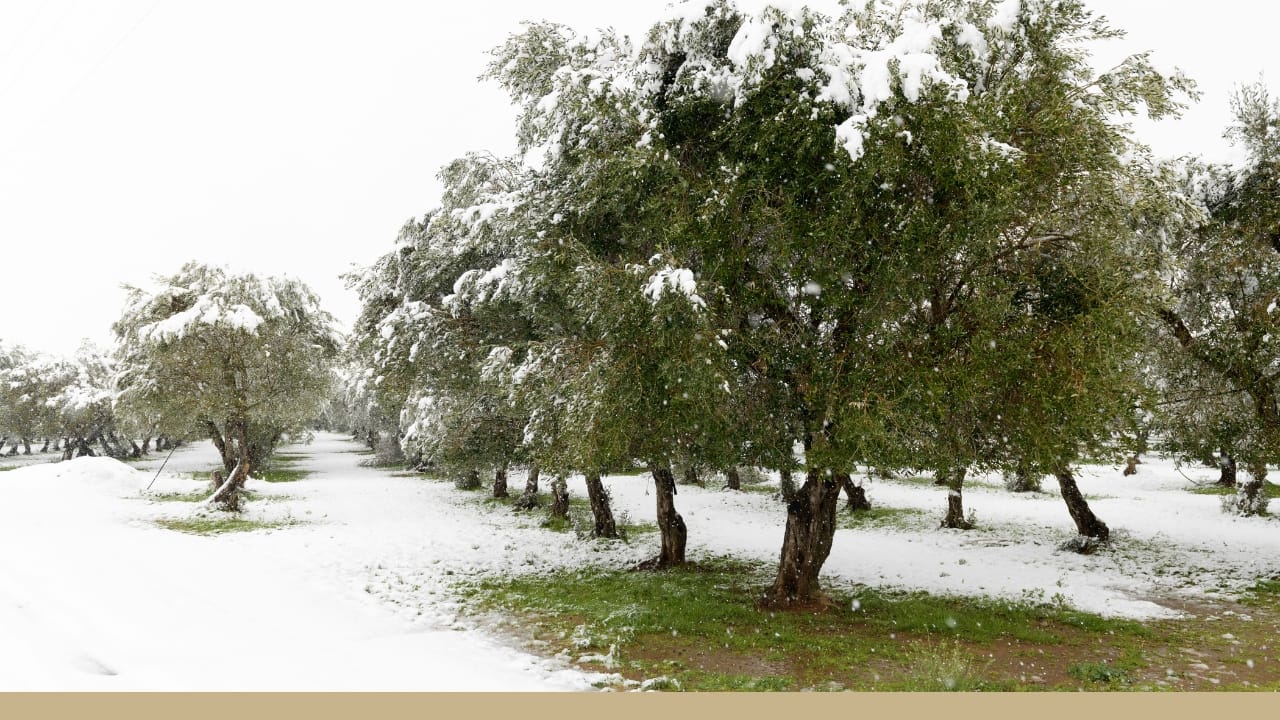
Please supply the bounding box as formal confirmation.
[682,466,703,487]
[584,471,617,539]
[1005,462,1041,493]
[1229,461,1269,516]
[762,468,840,608]
[638,465,686,569]
[838,472,870,511]
[208,423,252,511]
[514,464,540,510]
[493,465,509,499]
[939,467,972,529]
[1055,468,1109,540]
[778,468,797,503]
[1218,451,1237,488]
[725,467,742,491]
[549,476,569,519]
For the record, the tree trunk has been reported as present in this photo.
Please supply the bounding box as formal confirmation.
[778,468,797,503]
[1218,451,1237,488]
[1229,461,1269,516]
[39,438,50,453]
[549,476,569,519]
[725,467,742,491]
[21,438,31,455]
[682,466,703,487]
[940,467,972,529]
[493,466,509,499]
[1005,463,1041,492]
[208,423,252,511]
[207,424,235,474]
[1123,456,1139,476]
[638,465,686,569]
[1055,468,1109,540]
[129,439,143,459]
[838,472,870,511]
[584,471,618,539]
[761,468,840,608]
[514,464,541,510]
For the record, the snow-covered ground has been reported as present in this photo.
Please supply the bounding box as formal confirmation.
[2,432,1278,690]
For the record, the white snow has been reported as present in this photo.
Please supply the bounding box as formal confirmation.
[4,434,1280,690]
[0,436,615,691]
[643,266,706,309]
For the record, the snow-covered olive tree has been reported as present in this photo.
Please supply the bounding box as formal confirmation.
[484,0,1190,604]
[113,263,339,508]
[1157,82,1280,516]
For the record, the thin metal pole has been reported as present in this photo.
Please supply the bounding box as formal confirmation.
[145,442,181,491]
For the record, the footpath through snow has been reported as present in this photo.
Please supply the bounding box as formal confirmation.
[2,432,1279,689]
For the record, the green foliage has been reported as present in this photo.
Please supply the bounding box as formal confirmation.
[899,640,989,691]
[113,263,339,472]
[1156,82,1280,475]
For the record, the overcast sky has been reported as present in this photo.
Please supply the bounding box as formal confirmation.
[1,0,1277,358]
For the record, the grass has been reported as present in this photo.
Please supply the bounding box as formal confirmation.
[898,640,990,691]
[1068,660,1134,686]
[1241,577,1280,606]
[256,467,310,483]
[837,506,930,530]
[459,557,1156,691]
[154,516,299,535]
[1189,482,1280,499]
[148,490,212,503]
[0,465,17,472]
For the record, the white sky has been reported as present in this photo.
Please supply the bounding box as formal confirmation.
[0,0,1276,358]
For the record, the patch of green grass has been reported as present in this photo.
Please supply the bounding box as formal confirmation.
[147,490,211,503]
[1068,661,1133,686]
[837,506,930,530]
[895,640,990,691]
[460,558,1147,691]
[255,467,310,483]
[0,465,18,472]
[1189,482,1280,499]
[678,672,795,691]
[1241,577,1280,605]
[155,516,299,535]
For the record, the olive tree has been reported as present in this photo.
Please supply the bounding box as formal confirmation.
[1157,82,1280,516]
[113,263,339,509]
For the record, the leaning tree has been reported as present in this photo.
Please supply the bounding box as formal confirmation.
[113,262,339,509]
